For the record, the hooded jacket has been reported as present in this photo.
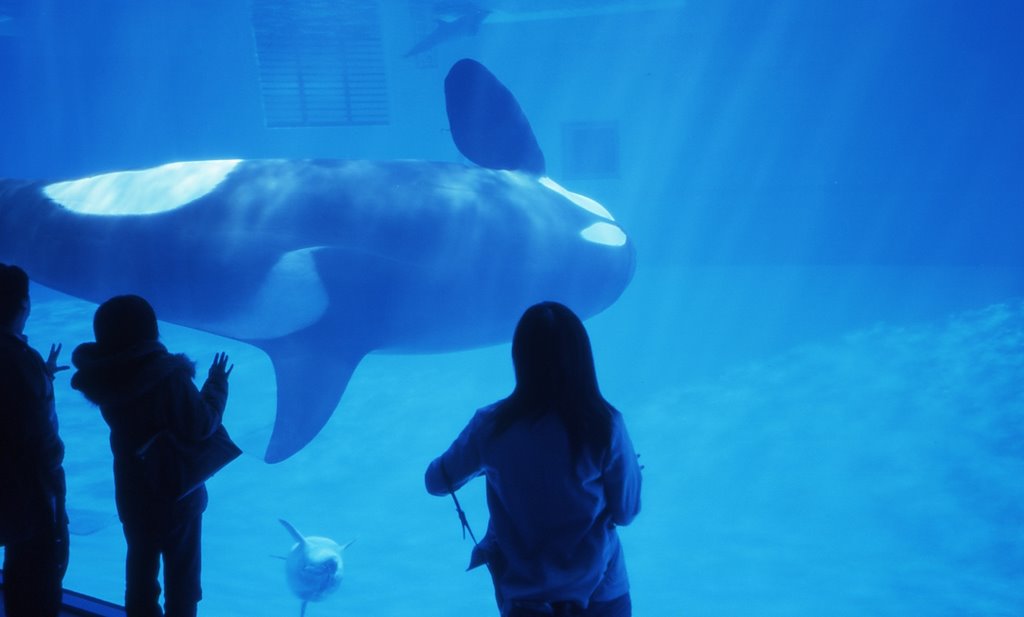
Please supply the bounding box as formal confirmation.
[71,340,228,520]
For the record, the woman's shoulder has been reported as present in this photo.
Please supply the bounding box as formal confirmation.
[466,401,503,429]
[476,401,504,417]
[461,400,516,438]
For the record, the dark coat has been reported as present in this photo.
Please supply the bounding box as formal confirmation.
[0,333,67,544]
[71,341,228,521]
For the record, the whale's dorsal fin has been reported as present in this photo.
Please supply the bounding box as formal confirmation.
[445,58,545,175]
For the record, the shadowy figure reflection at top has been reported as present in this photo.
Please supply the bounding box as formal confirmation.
[404,7,491,58]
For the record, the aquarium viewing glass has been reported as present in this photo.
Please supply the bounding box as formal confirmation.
[1,1,1022,615]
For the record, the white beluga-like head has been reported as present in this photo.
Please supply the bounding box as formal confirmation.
[279,519,354,616]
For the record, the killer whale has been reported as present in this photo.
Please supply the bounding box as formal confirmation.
[0,59,635,462]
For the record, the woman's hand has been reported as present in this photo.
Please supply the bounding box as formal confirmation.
[209,352,234,381]
[45,343,69,379]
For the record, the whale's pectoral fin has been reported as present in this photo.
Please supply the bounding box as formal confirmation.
[254,328,368,463]
[445,58,546,175]
[280,519,306,545]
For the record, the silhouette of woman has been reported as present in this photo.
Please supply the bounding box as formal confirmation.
[426,301,642,617]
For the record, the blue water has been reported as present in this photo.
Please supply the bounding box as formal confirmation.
[3,2,1024,616]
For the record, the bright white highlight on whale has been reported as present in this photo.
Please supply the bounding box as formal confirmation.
[539,176,615,220]
[44,159,241,215]
[581,222,628,246]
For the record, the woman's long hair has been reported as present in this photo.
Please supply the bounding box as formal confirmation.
[491,302,614,460]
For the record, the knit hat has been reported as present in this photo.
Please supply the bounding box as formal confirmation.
[94,294,159,350]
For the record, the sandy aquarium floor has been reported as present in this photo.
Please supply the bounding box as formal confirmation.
[8,265,1024,616]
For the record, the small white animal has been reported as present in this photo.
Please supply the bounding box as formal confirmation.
[278,519,355,617]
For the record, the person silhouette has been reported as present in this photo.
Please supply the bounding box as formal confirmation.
[0,263,69,617]
[71,294,232,617]
[426,301,642,617]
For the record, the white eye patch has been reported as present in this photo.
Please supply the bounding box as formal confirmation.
[44,159,242,215]
[537,177,626,246]
[581,222,627,246]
